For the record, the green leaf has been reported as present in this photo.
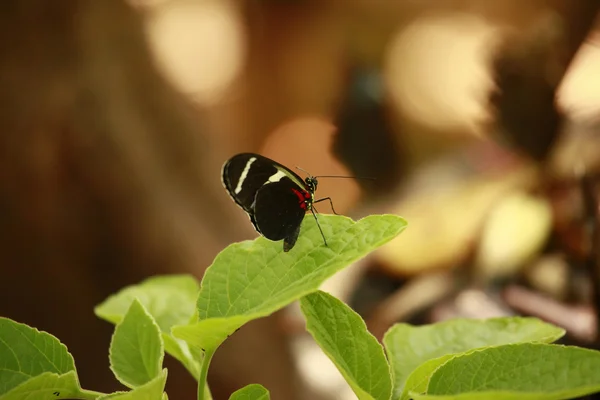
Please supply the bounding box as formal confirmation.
[410,343,600,400]
[0,317,78,395]
[173,318,243,352]
[95,275,199,329]
[95,275,201,378]
[383,317,565,400]
[0,371,98,400]
[410,393,600,400]
[229,384,270,400]
[110,299,164,388]
[300,290,392,400]
[173,214,407,352]
[401,355,454,400]
[98,369,167,400]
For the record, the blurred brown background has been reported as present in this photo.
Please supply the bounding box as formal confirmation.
[1,0,599,399]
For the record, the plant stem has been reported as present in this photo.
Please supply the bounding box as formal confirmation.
[197,348,215,400]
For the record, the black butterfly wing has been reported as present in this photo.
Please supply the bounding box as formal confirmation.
[282,225,301,252]
[253,177,307,250]
[221,153,305,214]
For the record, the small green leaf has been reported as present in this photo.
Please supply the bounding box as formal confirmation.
[95,275,199,329]
[412,343,600,400]
[229,384,270,400]
[401,355,454,400]
[0,371,96,400]
[383,317,564,399]
[110,299,164,388]
[95,275,201,378]
[172,317,244,352]
[173,214,407,352]
[300,290,392,400]
[0,318,78,395]
[98,369,167,400]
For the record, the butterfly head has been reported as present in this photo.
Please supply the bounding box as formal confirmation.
[304,176,318,194]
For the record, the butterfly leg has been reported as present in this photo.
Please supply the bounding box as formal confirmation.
[313,197,339,215]
[310,208,328,246]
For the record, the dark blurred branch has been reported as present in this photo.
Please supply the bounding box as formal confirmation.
[489,0,600,161]
[332,67,403,197]
[503,284,597,342]
[581,173,600,342]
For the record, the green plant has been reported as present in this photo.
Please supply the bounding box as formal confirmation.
[2,214,600,400]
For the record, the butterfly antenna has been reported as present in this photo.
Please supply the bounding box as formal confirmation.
[295,166,312,176]
[295,166,375,181]
[315,175,376,180]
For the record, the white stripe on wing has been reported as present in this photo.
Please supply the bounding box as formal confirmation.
[234,157,257,194]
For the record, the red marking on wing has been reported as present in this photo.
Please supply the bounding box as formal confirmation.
[291,188,309,210]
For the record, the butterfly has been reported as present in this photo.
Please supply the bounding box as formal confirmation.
[221,153,339,251]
